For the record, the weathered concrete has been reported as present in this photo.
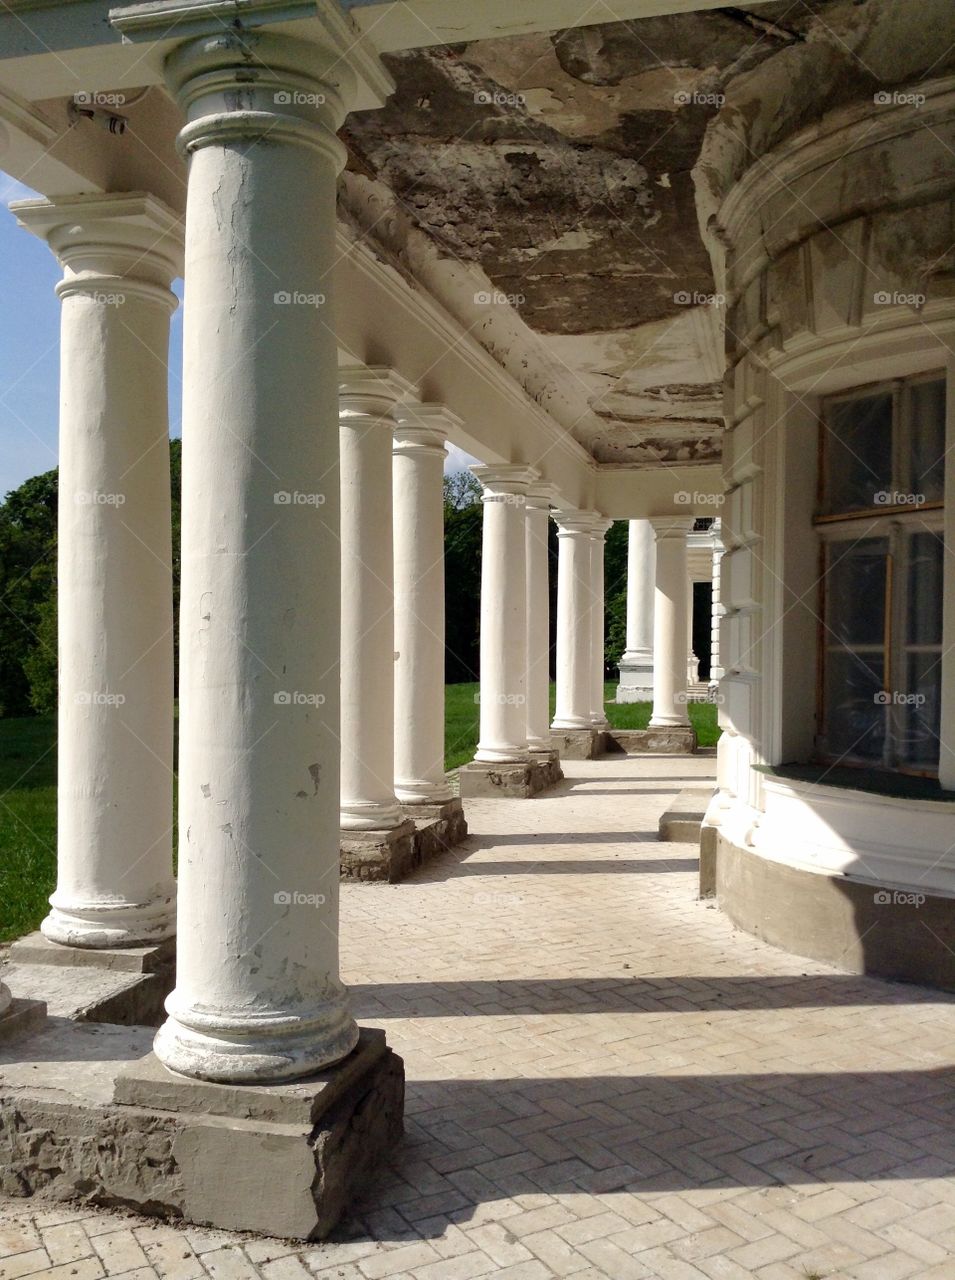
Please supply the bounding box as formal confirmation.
[658,785,713,841]
[699,824,718,899]
[607,727,697,755]
[716,834,955,992]
[404,798,469,868]
[458,755,562,799]
[0,998,46,1044]
[0,1022,403,1240]
[5,959,172,1027]
[340,818,417,883]
[10,932,174,974]
[550,727,601,760]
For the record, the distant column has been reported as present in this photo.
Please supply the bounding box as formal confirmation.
[649,517,694,728]
[472,465,540,763]
[710,519,725,690]
[551,511,597,730]
[590,518,613,728]
[616,519,655,703]
[525,482,556,751]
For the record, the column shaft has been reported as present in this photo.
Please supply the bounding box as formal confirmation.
[473,465,539,763]
[154,30,358,1082]
[617,518,655,700]
[551,513,596,730]
[590,520,612,727]
[339,369,414,830]
[393,406,454,803]
[649,518,694,728]
[14,194,181,949]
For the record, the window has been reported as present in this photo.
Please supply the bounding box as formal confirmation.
[815,373,946,776]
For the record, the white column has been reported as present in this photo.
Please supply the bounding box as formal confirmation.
[392,404,457,803]
[687,573,699,687]
[14,194,181,949]
[590,519,612,728]
[710,520,725,688]
[154,30,359,1082]
[649,517,694,728]
[617,519,655,700]
[339,368,415,830]
[525,482,556,751]
[472,465,539,763]
[551,511,597,730]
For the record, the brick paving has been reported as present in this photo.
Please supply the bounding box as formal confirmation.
[3,754,955,1279]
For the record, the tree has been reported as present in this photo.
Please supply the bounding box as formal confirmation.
[443,470,482,682]
[0,470,57,717]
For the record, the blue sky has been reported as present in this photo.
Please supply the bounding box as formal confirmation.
[0,182,475,498]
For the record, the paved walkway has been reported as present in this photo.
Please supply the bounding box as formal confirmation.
[3,755,955,1280]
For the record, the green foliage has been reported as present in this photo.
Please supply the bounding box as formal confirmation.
[0,470,57,717]
[0,714,57,942]
[443,471,483,683]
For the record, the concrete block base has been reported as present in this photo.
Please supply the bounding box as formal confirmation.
[699,825,718,899]
[658,786,714,841]
[605,727,697,755]
[550,727,601,760]
[458,754,562,798]
[0,1021,404,1240]
[0,998,47,1044]
[403,798,469,867]
[5,933,175,1027]
[715,834,955,991]
[340,818,417,883]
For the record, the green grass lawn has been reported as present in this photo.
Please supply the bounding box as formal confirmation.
[0,681,719,942]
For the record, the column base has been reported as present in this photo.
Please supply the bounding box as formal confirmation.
[550,727,602,760]
[7,931,175,1026]
[0,997,47,1044]
[616,657,653,703]
[458,756,562,799]
[41,894,176,950]
[340,817,417,883]
[0,1021,403,1241]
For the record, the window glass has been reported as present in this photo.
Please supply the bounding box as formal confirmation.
[824,651,885,762]
[827,538,888,646]
[906,531,944,646]
[908,378,946,503]
[902,653,942,769]
[824,392,892,513]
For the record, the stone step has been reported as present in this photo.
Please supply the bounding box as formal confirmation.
[659,785,715,841]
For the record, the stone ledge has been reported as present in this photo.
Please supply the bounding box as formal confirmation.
[0,998,46,1044]
[404,798,468,870]
[10,931,175,974]
[0,1022,404,1240]
[659,786,714,842]
[550,728,600,760]
[6,959,173,1028]
[458,755,563,799]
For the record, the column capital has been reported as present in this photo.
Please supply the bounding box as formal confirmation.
[13,192,183,303]
[552,508,599,536]
[472,463,540,498]
[649,515,695,540]
[393,403,461,456]
[525,480,558,512]
[339,366,419,425]
[590,516,614,539]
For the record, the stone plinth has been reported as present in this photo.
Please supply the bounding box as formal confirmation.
[0,1022,403,1240]
[0,998,47,1044]
[551,727,601,760]
[340,819,417,883]
[404,798,469,867]
[606,727,697,755]
[658,787,714,841]
[10,931,174,973]
[458,756,561,799]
